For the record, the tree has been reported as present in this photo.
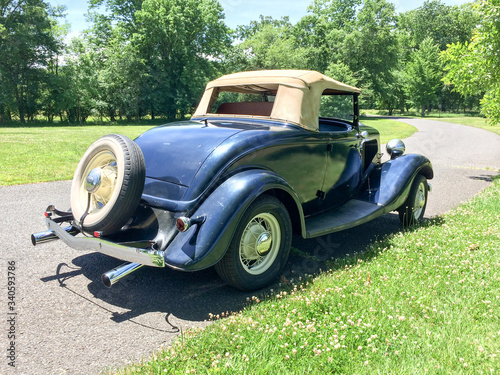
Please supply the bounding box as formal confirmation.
[395,1,479,113]
[398,0,478,52]
[343,0,399,108]
[294,0,361,72]
[61,38,102,124]
[404,37,442,116]
[442,0,500,125]
[232,16,311,71]
[132,0,230,120]
[0,0,63,122]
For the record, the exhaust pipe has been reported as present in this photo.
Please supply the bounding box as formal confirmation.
[31,226,79,246]
[101,262,143,288]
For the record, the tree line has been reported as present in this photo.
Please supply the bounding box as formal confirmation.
[0,0,498,125]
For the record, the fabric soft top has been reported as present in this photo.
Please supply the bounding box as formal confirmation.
[193,70,361,132]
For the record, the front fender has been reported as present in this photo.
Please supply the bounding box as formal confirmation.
[372,154,433,211]
[163,170,302,271]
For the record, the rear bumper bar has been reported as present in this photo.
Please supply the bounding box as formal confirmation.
[36,217,165,268]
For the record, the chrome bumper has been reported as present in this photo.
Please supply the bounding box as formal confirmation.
[40,217,165,268]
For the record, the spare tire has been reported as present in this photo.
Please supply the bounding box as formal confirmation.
[70,134,146,235]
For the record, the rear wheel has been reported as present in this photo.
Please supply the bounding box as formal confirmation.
[398,174,428,227]
[215,195,292,291]
[70,134,145,235]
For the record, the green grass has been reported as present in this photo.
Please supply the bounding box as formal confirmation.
[0,119,415,186]
[0,125,155,186]
[114,177,500,375]
[361,118,417,144]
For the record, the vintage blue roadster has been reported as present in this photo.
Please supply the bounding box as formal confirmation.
[32,70,433,290]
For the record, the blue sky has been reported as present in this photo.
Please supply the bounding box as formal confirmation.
[48,0,472,40]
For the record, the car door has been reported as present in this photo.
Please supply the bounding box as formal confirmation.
[320,128,363,209]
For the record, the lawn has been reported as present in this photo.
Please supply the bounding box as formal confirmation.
[113,176,500,374]
[0,125,154,186]
[360,118,416,144]
[0,119,414,186]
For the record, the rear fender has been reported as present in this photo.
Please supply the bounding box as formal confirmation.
[163,170,302,271]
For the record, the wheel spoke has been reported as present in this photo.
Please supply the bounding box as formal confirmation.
[238,212,281,275]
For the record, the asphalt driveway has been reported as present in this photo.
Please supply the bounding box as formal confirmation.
[1,118,499,374]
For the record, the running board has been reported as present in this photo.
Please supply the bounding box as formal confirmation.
[305,199,385,238]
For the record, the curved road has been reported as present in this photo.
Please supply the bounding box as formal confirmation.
[1,119,499,374]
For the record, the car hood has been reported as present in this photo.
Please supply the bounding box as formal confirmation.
[134,122,243,187]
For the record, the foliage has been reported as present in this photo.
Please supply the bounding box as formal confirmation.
[343,0,399,107]
[442,0,500,125]
[398,0,477,52]
[404,38,443,116]
[232,16,311,71]
[0,0,485,123]
[0,0,64,123]
[133,0,230,120]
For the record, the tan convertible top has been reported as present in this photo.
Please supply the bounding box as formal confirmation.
[193,70,361,132]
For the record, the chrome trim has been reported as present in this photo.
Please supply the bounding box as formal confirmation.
[31,226,79,246]
[44,218,165,267]
[101,262,143,288]
[357,130,369,138]
[85,168,102,193]
[386,139,406,159]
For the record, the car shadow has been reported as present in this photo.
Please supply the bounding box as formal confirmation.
[468,173,499,182]
[41,212,444,327]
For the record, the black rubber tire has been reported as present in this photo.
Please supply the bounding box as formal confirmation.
[70,134,145,235]
[398,174,428,227]
[215,195,292,291]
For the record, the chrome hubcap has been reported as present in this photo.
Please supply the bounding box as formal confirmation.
[239,213,281,275]
[256,232,272,256]
[85,168,102,193]
[80,151,118,214]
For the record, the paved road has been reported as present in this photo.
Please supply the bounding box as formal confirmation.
[1,119,499,374]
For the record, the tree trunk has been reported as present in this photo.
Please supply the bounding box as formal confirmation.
[13,84,26,123]
[421,104,425,117]
[109,108,115,122]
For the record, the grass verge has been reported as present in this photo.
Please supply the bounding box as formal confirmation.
[361,118,416,144]
[114,177,500,374]
[0,125,154,186]
[0,119,413,186]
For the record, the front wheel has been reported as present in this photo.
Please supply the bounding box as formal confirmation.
[215,195,292,291]
[398,174,428,227]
